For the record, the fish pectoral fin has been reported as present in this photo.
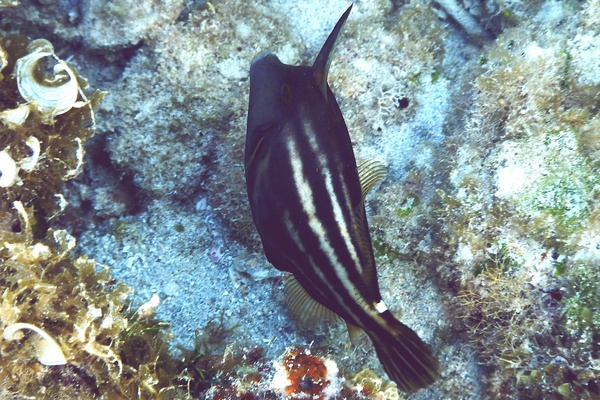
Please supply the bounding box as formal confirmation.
[245,134,267,172]
[283,274,339,325]
[357,159,387,199]
[345,321,365,345]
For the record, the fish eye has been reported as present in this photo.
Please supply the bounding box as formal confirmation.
[280,83,293,105]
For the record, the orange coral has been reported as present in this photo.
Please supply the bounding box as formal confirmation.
[280,347,331,399]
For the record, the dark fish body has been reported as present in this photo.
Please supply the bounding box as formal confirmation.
[245,5,439,392]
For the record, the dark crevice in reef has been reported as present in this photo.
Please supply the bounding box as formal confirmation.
[59,134,148,239]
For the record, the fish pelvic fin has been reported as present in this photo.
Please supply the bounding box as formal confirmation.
[345,321,364,345]
[368,315,439,393]
[312,4,353,100]
[283,274,340,325]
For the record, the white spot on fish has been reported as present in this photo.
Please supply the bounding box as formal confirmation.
[375,300,388,314]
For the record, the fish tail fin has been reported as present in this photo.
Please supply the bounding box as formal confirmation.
[367,316,439,393]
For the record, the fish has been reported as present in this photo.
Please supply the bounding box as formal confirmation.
[244,4,439,393]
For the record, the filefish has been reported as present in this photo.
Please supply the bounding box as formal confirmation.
[244,5,439,392]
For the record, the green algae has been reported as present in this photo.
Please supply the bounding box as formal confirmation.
[563,262,600,332]
[520,130,599,236]
[396,193,420,218]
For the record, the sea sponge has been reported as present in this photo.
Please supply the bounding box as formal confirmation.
[348,368,401,400]
[271,347,343,400]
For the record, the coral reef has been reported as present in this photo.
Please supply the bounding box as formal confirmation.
[435,0,600,397]
[0,34,104,231]
[0,1,18,9]
[271,347,343,399]
[2,0,600,399]
[0,202,183,398]
[99,1,279,247]
[3,322,68,366]
[197,343,404,400]
[79,0,187,50]
[0,33,189,399]
[347,368,401,400]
